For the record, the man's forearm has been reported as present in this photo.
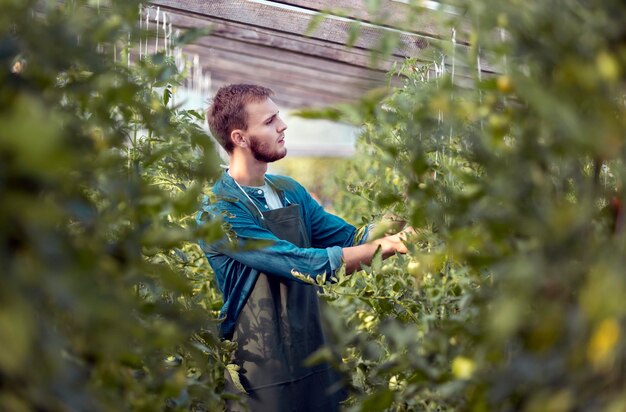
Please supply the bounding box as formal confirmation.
[342,229,412,274]
[342,242,384,274]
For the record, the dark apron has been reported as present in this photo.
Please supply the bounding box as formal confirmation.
[225,203,346,412]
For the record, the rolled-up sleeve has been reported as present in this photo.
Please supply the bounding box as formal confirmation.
[204,200,338,282]
[326,246,344,273]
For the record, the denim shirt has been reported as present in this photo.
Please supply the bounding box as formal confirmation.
[196,170,369,337]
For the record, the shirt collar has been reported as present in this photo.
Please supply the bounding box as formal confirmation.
[223,169,280,196]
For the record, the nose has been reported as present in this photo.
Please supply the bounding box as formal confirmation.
[277,116,287,133]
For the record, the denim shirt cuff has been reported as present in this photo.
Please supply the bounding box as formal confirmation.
[326,246,343,273]
[362,224,375,243]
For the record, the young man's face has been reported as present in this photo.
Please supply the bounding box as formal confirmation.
[243,98,288,163]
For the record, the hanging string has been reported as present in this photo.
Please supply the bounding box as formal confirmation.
[194,54,201,93]
[167,22,173,57]
[440,54,445,181]
[451,28,456,82]
[449,28,456,184]
[138,4,143,59]
[136,6,213,106]
[144,7,150,59]
[440,54,446,76]
[500,28,507,74]
[162,12,168,55]
[477,47,483,132]
[154,7,160,51]
[433,57,439,181]
[602,164,609,188]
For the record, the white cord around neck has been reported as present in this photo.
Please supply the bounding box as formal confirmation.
[228,170,265,220]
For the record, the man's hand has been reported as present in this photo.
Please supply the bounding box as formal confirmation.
[373,226,415,258]
[366,213,408,240]
[343,226,415,274]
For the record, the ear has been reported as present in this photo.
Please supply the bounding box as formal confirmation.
[230,129,248,148]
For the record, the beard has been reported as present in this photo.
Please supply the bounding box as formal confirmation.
[249,135,287,163]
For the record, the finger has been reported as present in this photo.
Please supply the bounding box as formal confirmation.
[402,226,417,235]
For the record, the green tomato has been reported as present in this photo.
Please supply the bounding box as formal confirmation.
[381,263,395,274]
[407,260,421,276]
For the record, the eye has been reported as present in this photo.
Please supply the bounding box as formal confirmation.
[265,117,274,125]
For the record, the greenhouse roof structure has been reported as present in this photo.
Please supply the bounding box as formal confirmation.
[148,0,488,110]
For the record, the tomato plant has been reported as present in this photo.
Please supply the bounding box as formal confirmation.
[302,0,626,410]
[0,1,230,410]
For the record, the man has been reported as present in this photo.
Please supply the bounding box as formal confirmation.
[197,84,411,411]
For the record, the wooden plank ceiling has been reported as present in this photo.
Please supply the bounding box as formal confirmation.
[149,0,480,109]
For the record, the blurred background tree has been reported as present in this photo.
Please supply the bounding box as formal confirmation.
[299,0,626,411]
[0,0,232,410]
[3,0,626,410]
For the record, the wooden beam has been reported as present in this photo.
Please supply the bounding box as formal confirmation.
[163,8,491,76]
[141,26,407,109]
[144,1,484,108]
[184,44,381,98]
[164,9,404,71]
[268,0,462,41]
[209,75,352,108]
[143,21,475,106]
[151,0,434,59]
[198,57,369,100]
[190,36,390,83]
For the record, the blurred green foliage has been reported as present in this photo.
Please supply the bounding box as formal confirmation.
[270,157,363,217]
[300,0,626,410]
[0,1,232,410]
[4,0,626,411]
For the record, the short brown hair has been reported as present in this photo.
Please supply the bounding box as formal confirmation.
[207,84,274,153]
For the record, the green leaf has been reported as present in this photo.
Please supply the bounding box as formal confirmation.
[347,21,361,48]
[185,109,205,121]
[293,106,343,121]
[305,12,328,36]
[163,85,172,106]
[172,248,189,264]
[360,388,394,412]
[371,246,383,273]
[366,0,382,14]
[226,364,248,394]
